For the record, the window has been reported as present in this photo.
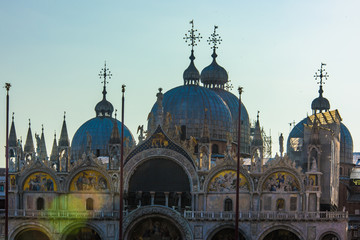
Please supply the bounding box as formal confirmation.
[276,198,285,211]
[37,197,45,210]
[264,197,271,211]
[86,198,94,210]
[290,197,297,211]
[212,144,219,154]
[180,125,186,141]
[340,167,343,176]
[0,185,4,192]
[224,198,232,211]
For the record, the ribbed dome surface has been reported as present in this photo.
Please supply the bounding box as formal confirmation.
[71,117,134,161]
[211,88,250,153]
[287,118,353,164]
[150,85,232,141]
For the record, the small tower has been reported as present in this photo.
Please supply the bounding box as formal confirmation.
[50,132,59,171]
[58,112,70,172]
[198,108,211,170]
[250,111,263,173]
[23,119,35,165]
[305,115,322,212]
[8,113,22,172]
[109,110,121,170]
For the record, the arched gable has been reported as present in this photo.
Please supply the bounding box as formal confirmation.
[66,166,112,192]
[19,167,59,193]
[204,165,254,193]
[124,148,198,192]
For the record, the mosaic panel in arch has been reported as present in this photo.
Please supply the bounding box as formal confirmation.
[208,170,249,192]
[70,170,109,191]
[263,171,300,192]
[23,172,57,191]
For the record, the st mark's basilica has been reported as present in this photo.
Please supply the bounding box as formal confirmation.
[0,23,359,240]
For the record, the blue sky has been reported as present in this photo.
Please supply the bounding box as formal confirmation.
[1,0,359,167]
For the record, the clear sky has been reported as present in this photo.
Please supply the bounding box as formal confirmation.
[1,0,359,167]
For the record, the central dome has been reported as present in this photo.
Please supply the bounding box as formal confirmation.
[150,85,232,141]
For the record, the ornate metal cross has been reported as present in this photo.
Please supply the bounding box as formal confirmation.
[99,61,112,87]
[208,25,222,50]
[314,63,329,86]
[183,20,202,50]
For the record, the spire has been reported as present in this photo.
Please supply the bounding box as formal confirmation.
[50,132,58,162]
[310,115,320,145]
[58,112,70,147]
[183,20,201,85]
[9,112,17,147]
[24,119,35,153]
[110,110,121,144]
[200,25,228,88]
[95,62,114,117]
[311,63,330,113]
[40,124,47,160]
[252,111,263,147]
[155,88,164,127]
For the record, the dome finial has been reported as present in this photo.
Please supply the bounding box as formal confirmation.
[99,61,112,100]
[12,112,14,122]
[207,25,222,60]
[183,20,201,85]
[201,26,228,88]
[311,63,330,113]
[314,63,329,97]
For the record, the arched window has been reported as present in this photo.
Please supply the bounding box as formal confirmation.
[212,144,219,154]
[37,197,45,210]
[224,198,233,211]
[86,198,94,210]
[276,198,285,211]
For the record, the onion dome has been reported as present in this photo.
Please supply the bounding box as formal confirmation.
[149,85,232,141]
[201,51,228,88]
[311,85,330,113]
[201,26,228,89]
[95,83,114,117]
[183,50,200,85]
[312,63,330,114]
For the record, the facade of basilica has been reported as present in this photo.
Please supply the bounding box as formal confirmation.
[0,25,358,240]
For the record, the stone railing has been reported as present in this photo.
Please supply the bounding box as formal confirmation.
[183,211,348,221]
[0,209,128,219]
[0,209,348,221]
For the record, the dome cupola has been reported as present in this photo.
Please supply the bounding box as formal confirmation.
[95,62,114,117]
[311,63,330,114]
[201,26,228,89]
[183,20,202,85]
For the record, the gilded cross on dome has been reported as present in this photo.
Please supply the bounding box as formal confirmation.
[99,62,112,98]
[99,61,112,87]
[207,25,222,50]
[314,63,329,87]
[183,20,202,50]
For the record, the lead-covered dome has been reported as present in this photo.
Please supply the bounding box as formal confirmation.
[287,118,353,165]
[200,52,228,88]
[71,116,134,161]
[211,88,250,153]
[150,85,232,141]
[311,86,330,113]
